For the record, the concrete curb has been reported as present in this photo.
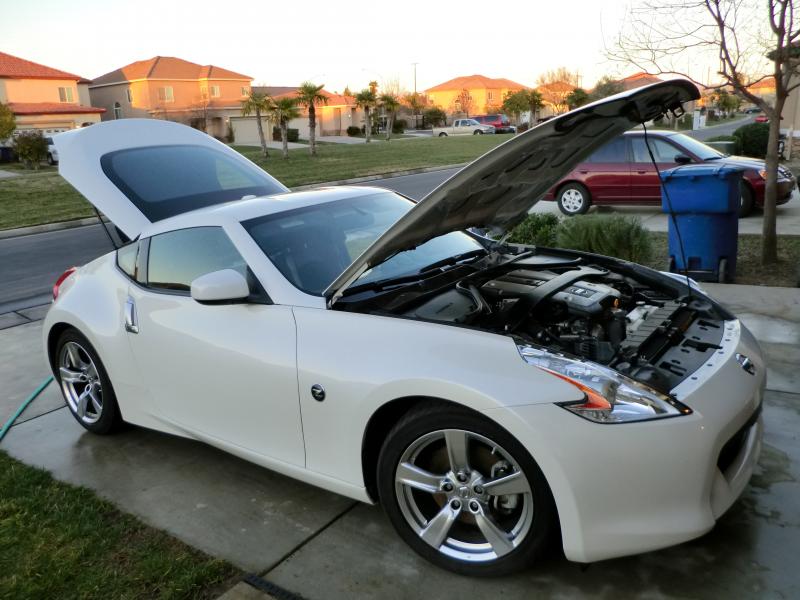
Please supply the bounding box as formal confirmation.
[291,163,464,191]
[0,217,104,240]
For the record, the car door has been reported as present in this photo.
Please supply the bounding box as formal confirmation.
[125,225,305,466]
[578,136,630,202]
[629,135,681,203]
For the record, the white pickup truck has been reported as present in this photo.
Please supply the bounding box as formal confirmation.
[432,118,495,137]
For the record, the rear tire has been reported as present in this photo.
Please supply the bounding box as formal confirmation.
[55,329,122,435]
[556,183,591,216]
[438,132,448,137]
[473,130,483,135]
[377,402,557,576]
[738,184,754,217]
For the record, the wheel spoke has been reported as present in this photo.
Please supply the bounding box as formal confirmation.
[444,430,470,473]
[66,343,87,369]
[475,509,515,557]
[482,471,531,496]
[59,367,85,384]
[420,503,460,548]
[75,388,91,418]
[88,386,103,415]
[396,462,443,494]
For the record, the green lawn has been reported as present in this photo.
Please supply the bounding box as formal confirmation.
[0,172,93,230]
[233,133,512,188]
[0,451,238,599]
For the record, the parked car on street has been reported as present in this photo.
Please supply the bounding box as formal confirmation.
[432,118,495,136]
[47,81,764,576]
[472,114,516,134]
[44,136,59,165]
[754,114,769,123]
[543,130,796,216]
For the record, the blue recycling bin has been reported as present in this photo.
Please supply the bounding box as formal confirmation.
[660,164,743,283]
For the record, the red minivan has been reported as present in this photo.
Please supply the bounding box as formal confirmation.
[543,130,796,217]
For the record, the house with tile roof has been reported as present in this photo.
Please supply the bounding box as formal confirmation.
[425,75,528,116]
[88,56,253,139]
[230,86,363,143]
[0,51,104,139]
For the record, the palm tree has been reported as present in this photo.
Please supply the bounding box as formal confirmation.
[380,93,401,140]
[296,82,328,157]
[267,96,301,159]
[240,91,272,158]
[354,89,377,143]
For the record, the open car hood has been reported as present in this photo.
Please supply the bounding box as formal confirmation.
[325,80,699,303]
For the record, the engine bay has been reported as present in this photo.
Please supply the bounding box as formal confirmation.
[339,249,730,393]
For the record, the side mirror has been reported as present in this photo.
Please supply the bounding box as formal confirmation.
[674,154,692,165]
[190,269,250,304]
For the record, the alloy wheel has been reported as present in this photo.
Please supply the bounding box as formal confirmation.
[560,188,585,213]
[394,429,534,562]
[58,341,103,424]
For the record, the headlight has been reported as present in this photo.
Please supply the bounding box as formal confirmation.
[518,345,692,424]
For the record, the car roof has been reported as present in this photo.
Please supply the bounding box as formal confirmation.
[139,185,391,238]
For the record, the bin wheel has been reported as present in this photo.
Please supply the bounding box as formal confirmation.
[718,258,728,284]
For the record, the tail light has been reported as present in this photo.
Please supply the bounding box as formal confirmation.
[53,267,78,300]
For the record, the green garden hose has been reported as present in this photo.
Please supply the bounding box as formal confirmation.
[0,376,54,443]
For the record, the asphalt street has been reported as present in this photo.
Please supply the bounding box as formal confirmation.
[0,115,773,313]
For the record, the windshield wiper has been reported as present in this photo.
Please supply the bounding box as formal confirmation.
[418,249,488,274]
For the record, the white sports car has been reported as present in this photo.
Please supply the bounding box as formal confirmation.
[45,80,764,576]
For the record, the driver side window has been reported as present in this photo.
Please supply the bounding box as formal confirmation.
[146,226,248,293]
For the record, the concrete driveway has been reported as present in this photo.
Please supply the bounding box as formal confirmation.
[1,283,798,598]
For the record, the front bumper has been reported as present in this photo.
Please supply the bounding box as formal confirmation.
[485,319,765,563]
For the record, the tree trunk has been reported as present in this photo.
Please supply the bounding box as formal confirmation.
[281,121,289,159]
[386,113,393,141]
[761,99,784,265]
[255,108,269,158]
[309,105,317,157]
[365,108,371,143]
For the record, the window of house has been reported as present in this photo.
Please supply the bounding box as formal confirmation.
[241,86,249,97]
[58,87,74,103]
[147,227,248,293]
[113,102,122,120]
[158,86,174,103]
[201,86,208,99]
[487,90,494,101]
[126,88,133,103]
[210,85,221,98]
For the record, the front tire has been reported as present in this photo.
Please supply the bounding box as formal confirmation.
[473,130,483,135]
[739,184,754,217]
[377,403,557,576]
[438,132,448,137]
[556,183,591,215]
[55,329,122,434]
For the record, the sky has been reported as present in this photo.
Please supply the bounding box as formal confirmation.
[2,0,713,94]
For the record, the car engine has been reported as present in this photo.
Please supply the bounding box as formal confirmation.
[388,256,728,392]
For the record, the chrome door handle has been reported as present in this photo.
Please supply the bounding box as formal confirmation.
[124,298,139,334]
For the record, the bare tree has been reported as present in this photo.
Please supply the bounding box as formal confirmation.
[537,68,581,115]
[610,0,800,264]
[452,89,475,116]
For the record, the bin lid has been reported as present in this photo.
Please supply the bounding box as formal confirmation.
[660,164,744,181]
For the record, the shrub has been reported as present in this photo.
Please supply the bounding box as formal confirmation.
[272,127,299,142]
[705,135,740,154]
[516,122,530,133]
[732,122,769,158]
[392,119,407,134]
[12,130,48,169]
[507,213,560,246]
[556,214,653,263]
[346,125,361,137]
[423,107,446,128]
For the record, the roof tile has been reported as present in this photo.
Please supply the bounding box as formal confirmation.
[0,51,86,81]
[8,102,105,115]
[91,56,251,86]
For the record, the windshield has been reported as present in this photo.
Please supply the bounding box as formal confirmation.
[243,192,484,296]
[668,133,725,160]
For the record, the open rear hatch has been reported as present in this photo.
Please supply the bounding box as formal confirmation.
[55,118,287,240]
